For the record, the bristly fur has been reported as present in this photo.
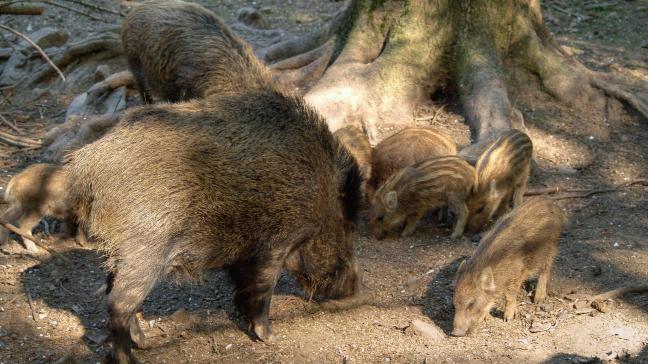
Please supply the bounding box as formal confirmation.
[369,127,457,193]
[452,196,565,336]
[121,0,274,102]
[0,163,83,253]
[337,144,362,224]
[369,155,475,239]
[334,125,372,204]
[65,87,363,360]
[467,129,533,232]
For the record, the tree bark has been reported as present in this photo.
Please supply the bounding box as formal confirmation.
[264,0,648,152]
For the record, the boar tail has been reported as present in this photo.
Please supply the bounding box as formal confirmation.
[336,144,362,224]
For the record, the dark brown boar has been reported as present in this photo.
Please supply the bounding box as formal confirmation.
[368,127,457,197]
[66,89,362,363]
[467,129,533,233]
[0,163,85,253]
[121,0,273,103]
[368,156,475,240]
[452,197,565,336]
[333,125,372,199]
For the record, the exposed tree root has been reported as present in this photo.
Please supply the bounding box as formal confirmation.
[267,0,648,151]
[0,24,66,82]
[44,112,121,162]
[259,8,348,63]
[525,179,648,200]
[42,71,132,161]
[28,31,121,85]
[0,3,44,15]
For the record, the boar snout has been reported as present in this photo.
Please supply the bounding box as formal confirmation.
[450,328,468,337]
[372,228,387,240]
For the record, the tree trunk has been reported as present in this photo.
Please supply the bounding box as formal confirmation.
[263,0,648,155]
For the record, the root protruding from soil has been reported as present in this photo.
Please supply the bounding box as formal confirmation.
[268,0,648,148]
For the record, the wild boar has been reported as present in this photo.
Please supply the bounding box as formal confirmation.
[368,156,475,239]
[121,0,273,103]
[333,125,372,200]
[0,163,85,253]
[368,127,457,198]
[467,129,533,233]
[452,196,565,336]
[66,89,362,363]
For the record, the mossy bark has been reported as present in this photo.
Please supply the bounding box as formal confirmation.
[265,0,648,150]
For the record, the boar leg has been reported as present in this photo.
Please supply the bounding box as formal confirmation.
[534,262,553,304]
[18,212,43,254]
[105,271,145,349]
[503,275,525,322]
[512,169,529,207]
[128,58,153,104]
[230,255,282,342]
[0,205,23,245]
[108,255,166,364]
[449,197,468,239]
[400,211,425,237]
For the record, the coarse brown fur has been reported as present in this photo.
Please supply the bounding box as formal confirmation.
[0,163,85,253]
[121,0,274,103]
[368,127,457,198]
[66,89,362,363]
[368,156,475,240]
[452,197,565,336]
[334,125,372,201]
[467,130,533,233]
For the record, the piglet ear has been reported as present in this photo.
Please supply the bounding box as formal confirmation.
[453,260,467,287]
[487,180,503,219]
[480,267,496,293]
[385,190,398,210]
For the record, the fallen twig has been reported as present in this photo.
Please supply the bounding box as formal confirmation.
[591,285,648,302]
[0,112,22,134]
[415,104,447,123]
[41,0,104,21]
[59,0,120,15]
[525,179,648,200]
[0,220,72,264]
[25,286,37,321]
[0,3,44,15]
[29,32,121,84]
[0,130,41,148]
[0,24,65,82]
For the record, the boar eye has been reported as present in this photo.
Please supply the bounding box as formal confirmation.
[467,299,476,309]
[475,206,485,214]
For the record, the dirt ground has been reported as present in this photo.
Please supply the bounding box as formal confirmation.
[1,1,647,363]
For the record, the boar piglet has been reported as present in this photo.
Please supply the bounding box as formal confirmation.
[369,156,474,239]
[452,196,565,336]
[368,127,457,198]
[467,129,533,233]
[334,125,372,202]
[122,0,273,103]
[0,163,85,253]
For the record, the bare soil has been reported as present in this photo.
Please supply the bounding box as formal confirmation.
[1,1,647,363]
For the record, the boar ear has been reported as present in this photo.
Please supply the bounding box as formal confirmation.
[480,267,496,293]
[385,191,398,210]
[487,180,503,219]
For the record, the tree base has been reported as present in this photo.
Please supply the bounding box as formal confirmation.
[263,0,648,154]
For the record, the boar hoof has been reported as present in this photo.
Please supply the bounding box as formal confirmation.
[503,309,517,322]
[130,320,146,349]
[252,323,275,343]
